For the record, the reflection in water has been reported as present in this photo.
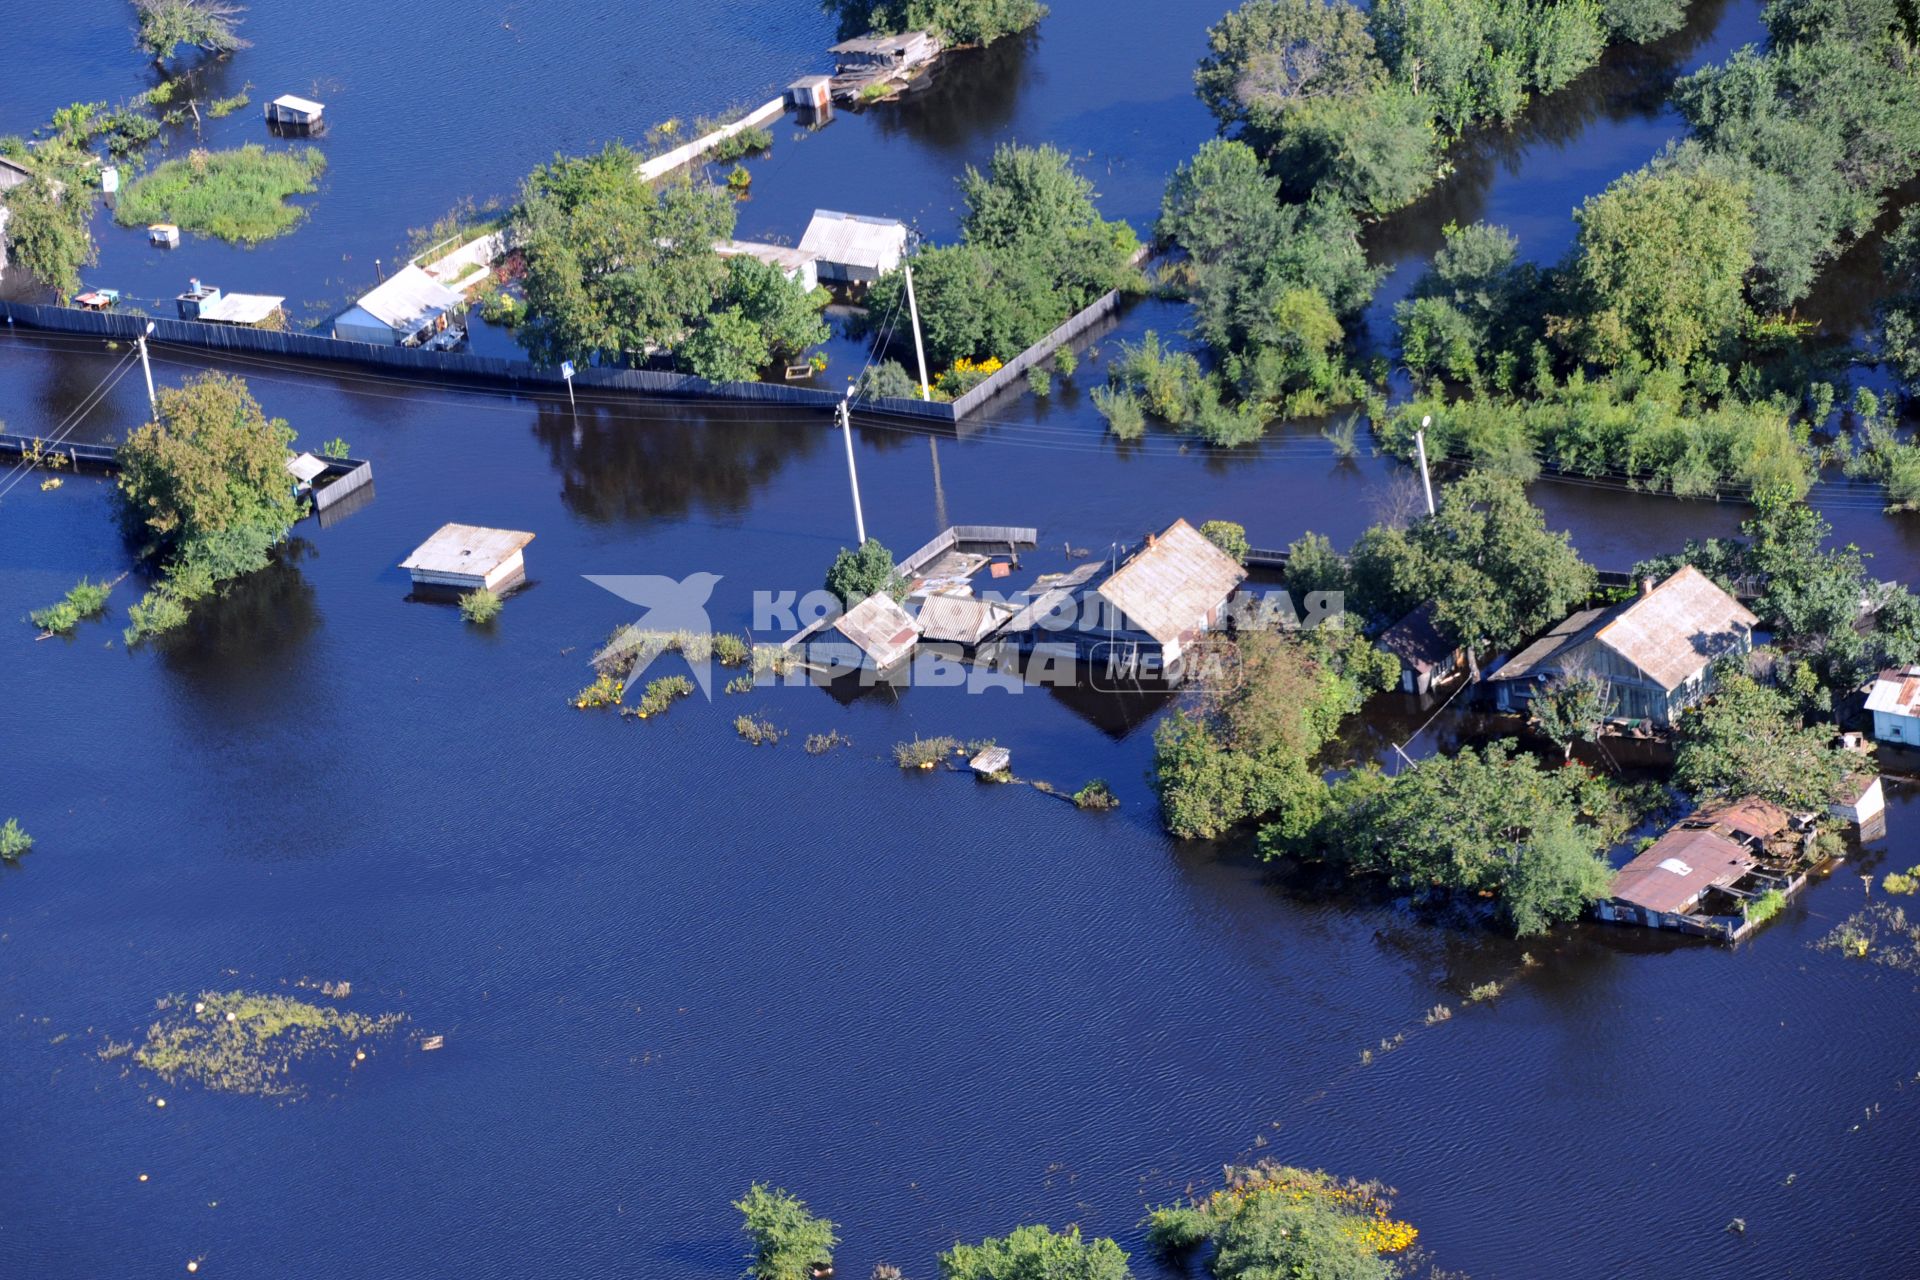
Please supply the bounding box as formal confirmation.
[530,399,830,525]
[1365,0,1735,272]
[156,539,322,680]
[870,33,1040,154]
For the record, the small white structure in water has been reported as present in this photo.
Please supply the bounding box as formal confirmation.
[266,94,325,127]
[149,223,180,247]
[798,209,907,284]
[333,265,465,347]
[400,523,535,592]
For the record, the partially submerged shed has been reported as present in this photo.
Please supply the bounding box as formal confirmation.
[333,265,465,347]
[830,592,919,670]
[266,95,325,127]
[176,280,285,325]
[400,523,534,592]
[798,210,907,284]
[1378,602,1462,695]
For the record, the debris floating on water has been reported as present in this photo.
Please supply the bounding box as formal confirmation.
[420,1035,445,1051]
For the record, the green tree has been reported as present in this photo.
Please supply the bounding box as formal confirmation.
[514,145,735,367]
[678,306,766,383]
[1331,741,1624,934]
[1282,531,1352,604]
[116,372,300,641]
[1200,520,1251,564]
[940,1224,1131,1280]
[133,0,250,61]
[1530,668,1613,760]
[735,1184,837,1280]
[1194,0,1386,133]
[720,255,830,362]
[1672,670,1853,810]
[821,0,1048,44]
[825,538,905,606]
[0,172,96,299]
[1565,166,1755,369]
[1153,625,1396,839]
[1396,221,1543,389]
[1346,471,1597,648]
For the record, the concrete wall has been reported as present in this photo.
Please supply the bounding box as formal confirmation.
[637,99,784,183]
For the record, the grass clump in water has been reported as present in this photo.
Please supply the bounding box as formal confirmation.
[30,577,112,634]
[804,730,851,754]
[116,145,327,244]
[1465,980,1502,1004]
[893,735,959,769]
[734,714,783,745]
[1091,385,1144,440]
[626,675,694,719]
[458,588,502,624]
[1882,866,1920,895]
[0,818,32,861]
[134,990,403,1099]
[574,673,623,709]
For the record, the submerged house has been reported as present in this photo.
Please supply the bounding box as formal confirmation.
[1596,798,1808,942]
[1865,665,1920,746]
[333,265,465,347]
[1002,519,1247,675]
[828,31,941,101]
[1488,566,1756,727]
[1378,603,1462,695]
[828,591,920,671]
[798,210,907,284]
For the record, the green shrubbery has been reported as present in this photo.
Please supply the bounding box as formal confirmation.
[458,588,502,624]
[0,819,32,861]
[735,1184,836,1280]
[867,144,1141,371]
[824,538,904,607]
[29,578,113,634]
[822,0,1047,45]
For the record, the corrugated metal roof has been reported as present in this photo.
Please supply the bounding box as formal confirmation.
[349,265,464,333]
[715,239,816,276]
[798,210,907,273]
[828,31,935,55]
[1593,566,1757,691]
[1608,798,1788,915]
[271,94,325,114]
[833,592,919,667]
[916,594,1013,644]
[285,452,328,483]
[1487,605,1615,683]
[1095,519,1247,656]
[1865,665,1920,716]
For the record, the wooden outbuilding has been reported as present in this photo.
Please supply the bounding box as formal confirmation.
[266,95,325,127]
[400,523,535,592]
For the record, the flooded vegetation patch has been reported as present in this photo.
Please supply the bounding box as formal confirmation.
[1072,779,1119,810]
[894,735,960,769]
[1145,1161,1419,1277]
[574,673,623,709]
[803,730,851,755]
[0,818,34,861]
[29,577,113,635]
[133,991,404,1099]
[458,588,502,625]
[734,714,783,745]
[1817,903,1920,972]
[115,145,328,244]
[624,675,694,719]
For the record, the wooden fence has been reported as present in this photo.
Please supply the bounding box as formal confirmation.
[0,301,957,424]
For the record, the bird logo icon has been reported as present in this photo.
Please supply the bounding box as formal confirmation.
[584,571,724,699]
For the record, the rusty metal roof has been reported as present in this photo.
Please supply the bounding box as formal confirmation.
[1593,566,1757,691]
[1095,520,1247,655]
[1608,797,1789,915]
[832,592,919,668]
[1865,665,1920,717]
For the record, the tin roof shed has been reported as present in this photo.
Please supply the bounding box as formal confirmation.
[798,210,907,279]
[832,592,919,669]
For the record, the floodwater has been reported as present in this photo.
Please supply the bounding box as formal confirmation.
[6,4,1920,1279]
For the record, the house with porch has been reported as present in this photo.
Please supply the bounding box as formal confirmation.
[1866,665,1920,747]
[1488,566,1756,728]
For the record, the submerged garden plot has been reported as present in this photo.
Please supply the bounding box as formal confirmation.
[116,144,327,244]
